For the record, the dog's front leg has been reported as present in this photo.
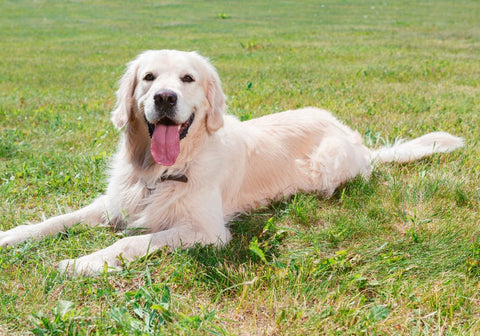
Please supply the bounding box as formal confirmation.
[58,223,230,276]
[58,189,230,276]
[0,196,107,247]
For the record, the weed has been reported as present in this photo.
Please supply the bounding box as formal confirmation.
[110,285,171,334]
[31,300,81,335]
[466,240,480,276]
[216,13,230,19]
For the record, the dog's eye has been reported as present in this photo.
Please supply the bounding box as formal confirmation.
[144,73,155,81]
[181,74,195,83]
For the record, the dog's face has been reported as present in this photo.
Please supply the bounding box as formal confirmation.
[111,50,225,167]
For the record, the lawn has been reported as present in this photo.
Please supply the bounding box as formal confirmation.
[1,0,479,334]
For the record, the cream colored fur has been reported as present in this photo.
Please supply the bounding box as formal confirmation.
[0,50,464,275]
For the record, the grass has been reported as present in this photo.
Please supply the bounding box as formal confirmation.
[1,0,479,334]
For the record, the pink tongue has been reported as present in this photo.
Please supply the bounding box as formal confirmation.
[151,124,180,166]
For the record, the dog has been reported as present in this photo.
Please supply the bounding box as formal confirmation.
[0,50,464,275]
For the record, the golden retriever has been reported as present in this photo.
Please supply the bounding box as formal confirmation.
[0,50,463,275]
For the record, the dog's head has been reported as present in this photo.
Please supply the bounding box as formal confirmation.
[111,50,225,167]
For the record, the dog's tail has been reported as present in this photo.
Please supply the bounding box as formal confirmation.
[371,132,464,164]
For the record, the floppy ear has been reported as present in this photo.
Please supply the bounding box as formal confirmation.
[205,61,226,133]
[111,60,139,129]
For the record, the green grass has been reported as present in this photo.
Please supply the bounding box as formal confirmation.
[1,0,479,334]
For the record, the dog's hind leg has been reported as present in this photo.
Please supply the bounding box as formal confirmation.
[307,136,372,196]
[0,196,107,247]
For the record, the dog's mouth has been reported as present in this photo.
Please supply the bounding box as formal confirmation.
[147,114,194,140]
[147,114,195,166]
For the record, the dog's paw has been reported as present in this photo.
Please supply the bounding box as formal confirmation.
[0,226,34,247]
[58,256,122,276]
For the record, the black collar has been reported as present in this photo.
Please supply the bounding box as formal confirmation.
[143,171,188,193]
[160,173,188,183]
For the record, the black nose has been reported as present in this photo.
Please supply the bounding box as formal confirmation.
[154,90,177,110]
